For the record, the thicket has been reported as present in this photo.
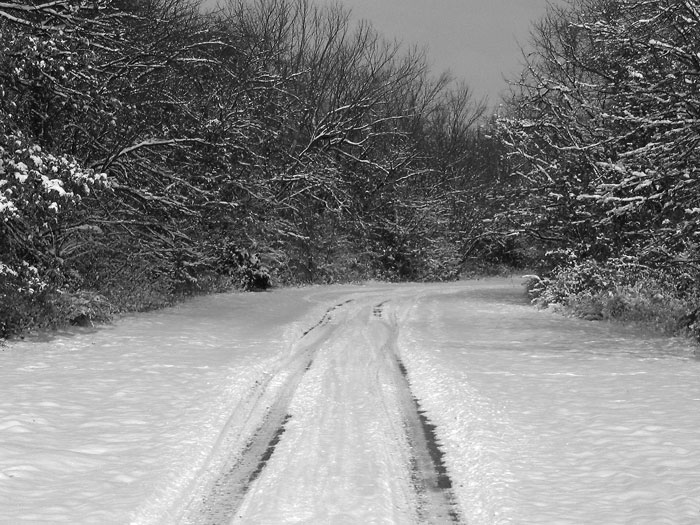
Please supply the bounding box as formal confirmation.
[497,0,700,338]
[1,0,506,337]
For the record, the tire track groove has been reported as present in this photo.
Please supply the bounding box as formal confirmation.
[184,301,351,524]
[375,301,463,523]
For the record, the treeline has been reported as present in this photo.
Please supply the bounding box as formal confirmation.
[0,0,504,336]
[497,0,700,336]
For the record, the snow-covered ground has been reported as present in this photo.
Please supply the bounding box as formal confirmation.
[399,282,700,524]
[1,279,699,524]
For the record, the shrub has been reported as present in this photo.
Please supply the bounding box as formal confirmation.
[0,262,48,337]
[52,290,112,327]
[212,243,271,291]
[526,257,700,338]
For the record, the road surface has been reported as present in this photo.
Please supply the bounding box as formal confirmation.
[2,279,700,524]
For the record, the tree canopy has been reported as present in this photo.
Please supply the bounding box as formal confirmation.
[7,0,695,340]
[1,0,497,336]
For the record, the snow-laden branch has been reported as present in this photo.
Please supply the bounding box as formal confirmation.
[97,138,208,170]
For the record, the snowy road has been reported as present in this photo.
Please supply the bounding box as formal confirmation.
[181,296,460,524]
[2,279,700,524]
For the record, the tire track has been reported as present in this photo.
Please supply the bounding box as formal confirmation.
[301,299,353,338]
[396,356,462,523]
[185,297,461,524]
[182,301,352,524]
[373,301,463,524]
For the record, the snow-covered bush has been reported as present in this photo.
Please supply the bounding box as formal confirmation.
[0,127,109,257]
[0,126,110,336]
[51,290,113,327]
[0,130,108,209]
[213,243,271,291]
[527,257,699,336]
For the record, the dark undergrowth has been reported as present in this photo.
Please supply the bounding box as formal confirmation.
[0,249,271,341]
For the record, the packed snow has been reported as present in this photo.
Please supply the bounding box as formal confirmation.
[1,279,699,524]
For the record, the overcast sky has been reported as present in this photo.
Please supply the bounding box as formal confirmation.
[313,0,560,103]
[203,0,560,103]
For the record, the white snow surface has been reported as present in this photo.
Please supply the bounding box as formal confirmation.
[1,279,699,524]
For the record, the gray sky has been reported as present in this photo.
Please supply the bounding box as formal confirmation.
[314,0,558,103]
[203,0,559,103]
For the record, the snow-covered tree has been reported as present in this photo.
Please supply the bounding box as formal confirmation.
[499,0,700,271]
[1,0,500,335]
